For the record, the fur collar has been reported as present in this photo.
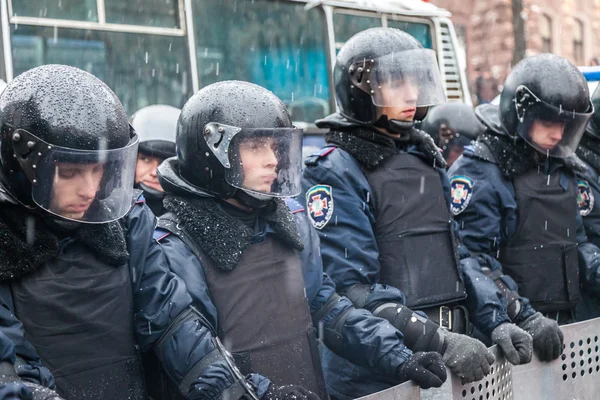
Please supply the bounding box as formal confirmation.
[476,133,587,178]
[163,196,303,271]
[576,136,600,174]
[0,206,128,282]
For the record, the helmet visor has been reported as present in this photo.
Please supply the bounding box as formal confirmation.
[223,127,303,198]
[355,49,447,108]
[515,86,593,158]
[31,138,139,223]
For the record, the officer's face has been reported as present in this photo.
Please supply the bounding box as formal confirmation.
[376,79,419,121]
[135,153,164,192]
[528,120,566,151]
[50,162,104,220]
[238,137,278,193]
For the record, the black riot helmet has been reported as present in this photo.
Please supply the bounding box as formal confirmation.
[421,102,484,144]
[130,104,179,160]
[334,27,446,127]
[499,54,593,158]
[585,84,600,140]
[0,65,139,223]
[157,81,303,208]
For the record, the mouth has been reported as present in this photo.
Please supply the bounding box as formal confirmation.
[143,180,163,190]
[68,204,91,213]
[262,173,278,183]
[401,108,416,115]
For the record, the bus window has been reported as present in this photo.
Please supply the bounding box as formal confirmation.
[12,0,98,22]
[333,13,381,45]
[104,0,180,28]
[387,18,432,49]
[11,26,191,114]
[192,0,330,124]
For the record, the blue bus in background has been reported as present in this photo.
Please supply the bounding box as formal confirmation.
[0,0,470,152]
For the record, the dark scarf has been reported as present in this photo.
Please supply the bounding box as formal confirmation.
[576,136,600,174]
[0,206,129,282]
[163,196,304,271]
[476,133,587,178]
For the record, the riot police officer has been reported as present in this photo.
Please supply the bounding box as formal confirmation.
[0,65,251,399]
[575,83,600,320]
[421,102,485,167]
[300,28,532,399]
[151,80,449,399]
[130,104,179,215]
[449,54,596,361]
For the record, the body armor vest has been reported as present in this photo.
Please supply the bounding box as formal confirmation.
[12,241,145,400]
[499,167,580,313]
[158,215,328,400]
[363,151,466,309]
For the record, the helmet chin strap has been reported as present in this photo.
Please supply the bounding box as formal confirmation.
[233,189,276,211]
[374,114,415,134]
[137,182,165,200]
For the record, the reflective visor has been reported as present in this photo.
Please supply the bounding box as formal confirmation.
[515,86,593,158]
[224,127,303,198]
[20,133,139,223]
[350,49,447,108]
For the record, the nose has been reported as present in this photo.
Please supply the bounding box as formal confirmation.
[78,173,98,200]
[263,147,278,168]
[549,125,565,141]
[404,83,419,105]
[149,160,160,177]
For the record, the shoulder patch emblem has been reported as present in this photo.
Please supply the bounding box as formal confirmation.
[306,185,334,230]
[450,176,474,215]
[578,180,595,216]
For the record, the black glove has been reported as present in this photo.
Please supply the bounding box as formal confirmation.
[397,352,447,389]
[0,383,33,400]
[491,322,533,365]
[518,312,564,361]
[262,384,320,400]
[442,331,495,383]
[23,384,64,400]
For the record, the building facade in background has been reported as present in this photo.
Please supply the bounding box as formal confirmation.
[432,0,600,103]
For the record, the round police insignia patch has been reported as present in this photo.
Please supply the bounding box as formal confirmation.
[450,176,474,216]
[578,180,594,216]
[306,185,334,230]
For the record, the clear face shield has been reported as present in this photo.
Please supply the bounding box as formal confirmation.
[348,48,447,118]
[204,123,303,198]
[12,129,139,223]
[514,86,593,158]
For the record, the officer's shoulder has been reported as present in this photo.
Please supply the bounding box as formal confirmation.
[577,159,598,181]
[451,148,500,179]
[304,145,339,167]
[285,197,306,215]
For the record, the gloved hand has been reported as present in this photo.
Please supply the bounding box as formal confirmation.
[0,383,33,400]
[518,312,564,361]
[491,322,533,365]
[262,384,320,400]
[23,384,64,400]
[442,331,495,383]
[397,352,447,389]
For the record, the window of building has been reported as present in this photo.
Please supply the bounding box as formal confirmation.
[540,14,553,53]
[574,18,584,65]
[193,0,330,123]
